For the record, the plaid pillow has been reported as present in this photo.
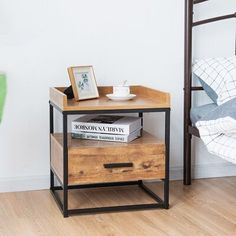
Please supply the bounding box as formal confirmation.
[193,56,236,105]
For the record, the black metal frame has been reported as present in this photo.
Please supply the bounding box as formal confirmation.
[49,102,170,217]
[184,0,236,185]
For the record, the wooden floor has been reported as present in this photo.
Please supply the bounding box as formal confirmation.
[1,177,236,236]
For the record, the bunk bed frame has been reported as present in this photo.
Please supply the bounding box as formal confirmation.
[184,0,236,185]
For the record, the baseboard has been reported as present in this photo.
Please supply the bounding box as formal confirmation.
[0,163,236,193]
[170,162,236,180]
[0,175,49,193]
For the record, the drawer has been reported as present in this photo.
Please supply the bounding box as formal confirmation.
[69,146,165,184]
[51,132,166,185]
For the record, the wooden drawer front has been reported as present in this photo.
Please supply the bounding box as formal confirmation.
[68,144,165,185]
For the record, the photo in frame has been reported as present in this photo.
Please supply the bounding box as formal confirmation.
[67,66,99,101]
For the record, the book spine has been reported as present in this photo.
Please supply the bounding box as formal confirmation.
[72,122,130,135]
[72,132,129,143]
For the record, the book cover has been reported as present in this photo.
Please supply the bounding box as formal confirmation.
[72,115,142,135]
[72,129,141,143]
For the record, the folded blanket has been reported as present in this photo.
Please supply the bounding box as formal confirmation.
[196,97,236,163]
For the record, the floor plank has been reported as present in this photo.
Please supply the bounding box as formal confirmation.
[0,177,236,236]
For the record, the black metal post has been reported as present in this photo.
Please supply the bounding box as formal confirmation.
[184,0,193,185]
[63,113,69,217]
[139,112,143,136]
[50,104,54,191]
[139,112,143,124]
[164,109,170,209]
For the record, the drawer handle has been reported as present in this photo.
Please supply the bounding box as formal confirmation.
[103,163,133,169]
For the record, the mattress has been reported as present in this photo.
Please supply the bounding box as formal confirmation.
[190,103,217,125]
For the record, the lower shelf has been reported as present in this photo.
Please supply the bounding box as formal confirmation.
[50,180,168,217]
[51,131,166,185]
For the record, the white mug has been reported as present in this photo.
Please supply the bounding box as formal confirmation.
[113,85,130,97]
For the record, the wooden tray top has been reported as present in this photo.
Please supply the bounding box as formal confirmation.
[49,86,170,111]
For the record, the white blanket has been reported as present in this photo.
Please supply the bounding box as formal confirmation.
[196,116,236,163]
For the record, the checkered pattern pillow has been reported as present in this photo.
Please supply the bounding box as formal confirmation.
[193,56,236,105]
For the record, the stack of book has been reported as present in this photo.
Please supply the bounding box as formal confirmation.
[72,115,142,143]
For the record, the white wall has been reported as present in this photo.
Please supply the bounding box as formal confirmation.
[0,0,235,192]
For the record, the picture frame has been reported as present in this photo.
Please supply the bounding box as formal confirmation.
[67,66,99,101]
